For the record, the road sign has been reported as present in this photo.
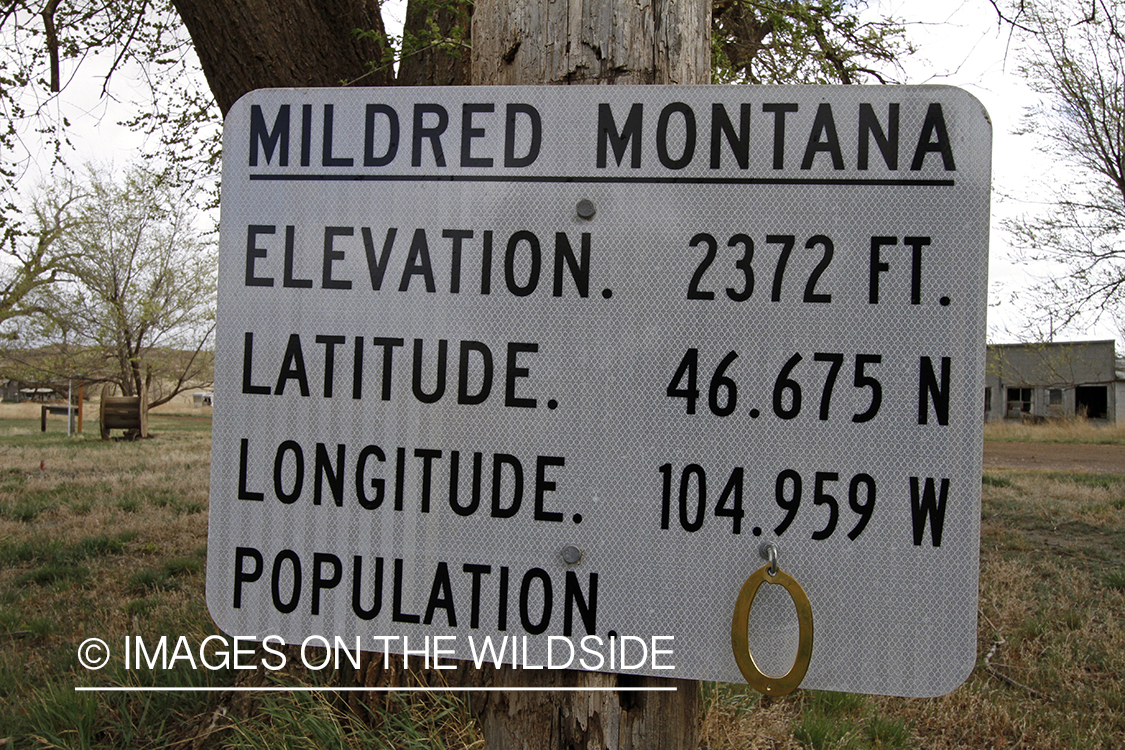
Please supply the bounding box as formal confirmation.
[208,85,991,697]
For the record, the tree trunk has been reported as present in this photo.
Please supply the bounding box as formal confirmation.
[469,1,709,747]
[471,0,710,85]
[397,0,474,85]
[171,0,394,116]
[472,668,700,750]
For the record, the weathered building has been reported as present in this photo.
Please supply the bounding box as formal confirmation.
[985,340,1125,423]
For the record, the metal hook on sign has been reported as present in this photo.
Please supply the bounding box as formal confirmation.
[761,541,778,576]
[731,544,813,696]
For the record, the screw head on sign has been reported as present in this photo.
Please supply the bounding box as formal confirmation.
[576,199,596,220]
[561,545,582,565]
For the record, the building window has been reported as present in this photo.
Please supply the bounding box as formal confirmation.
[1048,388,1063,406]
[984,388,992,413]
[1076,386,1108,419]
[1007,387,1032,414]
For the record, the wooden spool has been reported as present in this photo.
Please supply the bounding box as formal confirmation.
[99,383,149,440]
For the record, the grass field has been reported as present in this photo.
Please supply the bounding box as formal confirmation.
[0,414,1122,749]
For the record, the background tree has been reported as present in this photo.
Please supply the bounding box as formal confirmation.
[0,1,911,231]
[4,165,216,407]
[0,182,80,330]
[712,0,911,84]
[1002,0,1125,339]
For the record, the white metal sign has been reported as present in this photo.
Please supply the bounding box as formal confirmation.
[208,85,990,697]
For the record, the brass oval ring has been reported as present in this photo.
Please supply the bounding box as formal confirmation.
[731,562,814,696]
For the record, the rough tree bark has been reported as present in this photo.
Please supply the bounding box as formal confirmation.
[171,0,394,115]
[469,1,709,748]
[472,0,709,85]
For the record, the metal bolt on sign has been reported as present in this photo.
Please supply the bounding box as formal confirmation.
[731,543,814,696]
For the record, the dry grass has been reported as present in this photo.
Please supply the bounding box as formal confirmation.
[984,418,1125,444]
[0,411,482,748]
[1,411,1123,749]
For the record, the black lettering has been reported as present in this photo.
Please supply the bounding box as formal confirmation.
[457,341,494,405]
[233,546,263,608]
[597,103,642,168]
[394,447,406,511]
[245,225,275,287]
[553,233,590,298]
[801,103,844,170]
[242,332,271,395]
[905,236,930,305]
[534,455,564,522]
[505,103,542,167]
[563,571,598,636]
[300,104,312,166]
[356,445,385,509]
[519,568,552,635]
[868,236,895,304]
[274,441,304,503]
[271,550,301,614]
[392,558,421,623]
[498,566,509,631]
[423,561,457,626]
[321,104,354,167]
[481,230,493,294]
[311,552,342,616]
[910,476,949,546]
[710,103,751,169]
[412,339,448,403]
[763,103,798,169]
[463,563,491,628]
[443,229,473,293]
[505,231,541,296]
[362,227,397,290]
[365,104,399,167]
[352,336,364,400]
[450,452,484,516]
[238,438,264,501]
[351,555,384,619]
[322,227,353,290]
[656,102,696,169]
[249,104,289,167]
[911,103,956,171]
[505,342,538,408]
[918,356,951,425]
[415,448,442,512]
[858,103,899,170]
[275,334,310,396]
[412,103,449,167]
[399,229,436,292]
[461,103,494,168]
[372,337,404,401]
[491,454,523,518]
[283,225,312,288]
[313,443,345,507]
[315,335,345,398]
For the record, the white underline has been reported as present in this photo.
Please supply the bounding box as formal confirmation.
[75,686,677,693]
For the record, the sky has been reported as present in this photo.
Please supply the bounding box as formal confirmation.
[13,0,1121,345]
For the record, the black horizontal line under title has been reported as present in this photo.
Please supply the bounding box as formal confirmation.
[248,174,955,187]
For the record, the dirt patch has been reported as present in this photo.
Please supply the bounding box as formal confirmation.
[984,441,1125,474]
